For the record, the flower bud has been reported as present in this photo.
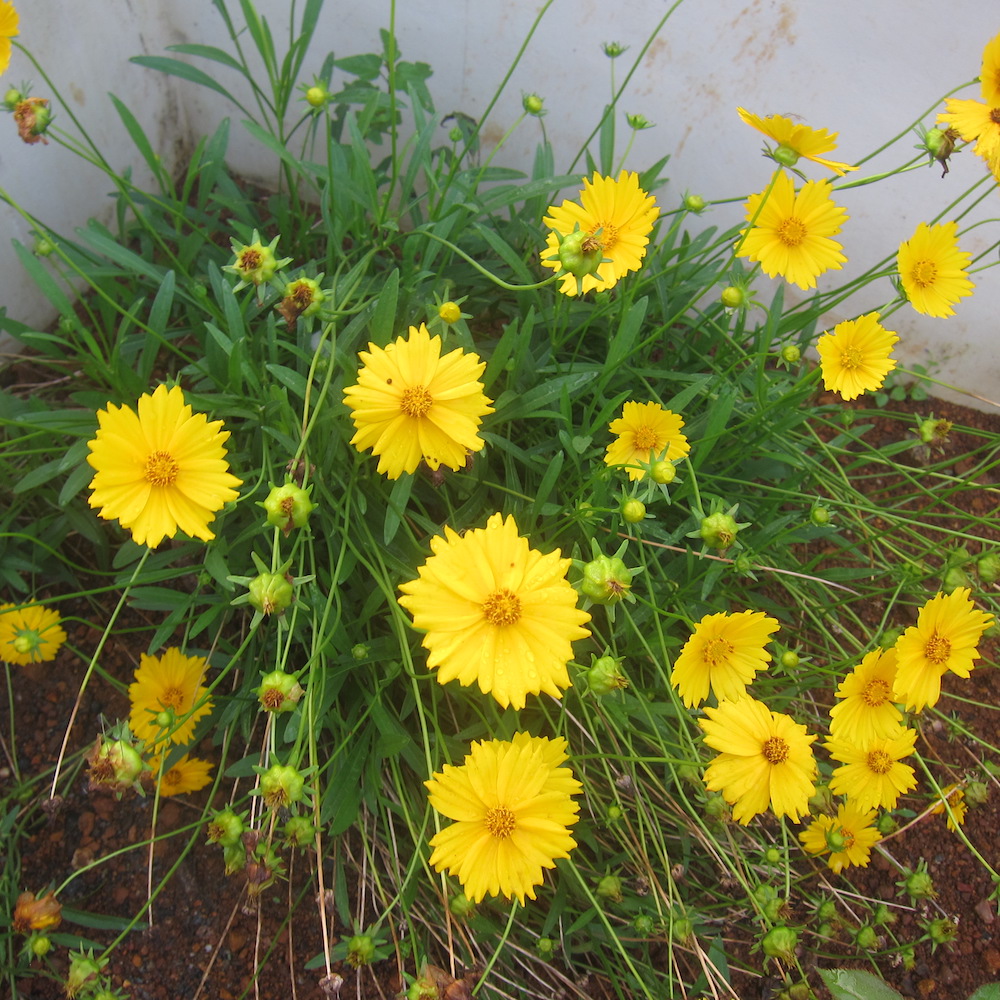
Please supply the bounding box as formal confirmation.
[923,125,959,176]
[3,86,23,110]
[13,890,62,934]
[596,874,623,903]
[438,300,462,324]
[606,804,624,822]
[554,229,604,280]
[283,815,316,848]
[779,650,800,669]
[633,914,655,936]
[347,934,376,967]
[854,925,878,950]
[810,504,832,526]
[30,934,52,958]
[650,460,676,485]
[872,903,895,926]
[86,735,147,796]
[699,512,739,551]
[815,898,837,923]
[66,950,107,998]
[897,863,935,901]
[824,827,848,852]
[207,808,246,848]
[780,344,801,363]
[222,842,246,876]
[257,763,306,809]
[262,482,315,535]
[602,41,627,58]
[305,85,329,107]
[448,126,463,143]
[587,655,629,695]
[580,554,632,604]
[33,234,56,257]
[536,936,556,958]
[965,779,988,806]
[626,113,653,130]
[683,193,706,213]
[977,552,1000,584]
[875,811,897,835]
[764,847,782,864]
[256,669,304,712]
[720,286,746,309]
[449,892,475,919]
[248,572,294,616]
[621,498,646,523]
[772,144,800,167]
[522,92,545,116]
[351,643,370,660]
[760,926,798,963]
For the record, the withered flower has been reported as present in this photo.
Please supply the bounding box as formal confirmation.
[13,889,62,934]
[13,97,51,145]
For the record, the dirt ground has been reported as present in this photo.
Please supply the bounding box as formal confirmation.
[3,393,1000,1000]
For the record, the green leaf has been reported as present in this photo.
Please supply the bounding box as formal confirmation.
[968,987,1000,1000]
[130,55,243,108]
[109,94,170,190]
[818,969,905,1000]
[167,43,246,75]
[369,269,399,343]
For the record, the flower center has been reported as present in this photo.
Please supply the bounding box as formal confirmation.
[484,805,516,839]
[399,385,433,418]
[839,347,864,370]
[482,588,522,627]
[163,768,183,789]
[910,259,938,288]
[991,107,1000,125]
[160,686,185,711]
[633,426,660,450]
[862,678,891,707]
[777,217,807,247]
[761,736,789,764]
[866,749,893,774]
[703,637,734,666]
[238,248,262,272]
[584,223,619,252]
[144,451,179,487]
[924,632,951,665]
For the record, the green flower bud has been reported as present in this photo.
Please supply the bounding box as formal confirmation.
[621,498,646,524]
[897,863,935,901]
[30,934,52,958]
[406,972,439,1000]
[222,842,246,875]
[256,669,304,713]
[448,126,463,143]
[704,792,728,820]
[924,127,947,155]
[248,572,294,616]
[207,808,246,848]
[596,874,623,903]
[780,344,801,363]
[875,811,897,835]
[810,505,832,526]
[977,552,1000,584]
[824,827,848,852]
[699,512,740,551]
[879,627,903,649]
[351,643,370,661]
[720,286,746,309]
[580,554,632,604]
[536,936,556,958]
[438,300,462,324]
[650,460,676,485]
[522,92,545,116]
[346,934,376,968]
[672,915,695,945]
[449,892,475,919]
[626,112,653,130]
[780,650,800,669]
[943,564,971,592]
[587,655,629,695]
[872,902,895,926]
[33,234,56,257]
[900,943,917,970]
[633,914,655,935]
[733,553,754,575]
[762,898,784,924]
[555,229,604,280]
[606,804,624,822]
[66,950,106,998]
[815,898,837,923]
[855,925,878,950]
[965,779,988,806]
[683,193,705,213]
[305,85,329,107]
[257,763,305,809]
[284,815,316,848]
[760,926,797,963]
[602,41,627,58]
[773,144,800,167]
[3,86,23,110]
[764,847,782,864]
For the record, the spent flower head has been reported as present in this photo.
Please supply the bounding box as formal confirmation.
[223,230,292,291]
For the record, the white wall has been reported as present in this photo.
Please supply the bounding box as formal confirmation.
[3,1,999,408]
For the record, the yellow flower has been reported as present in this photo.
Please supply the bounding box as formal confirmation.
[541,171,658,295]
[670,610,780,708]
[700,696,817,824]
[982,31,1000,105]
[897,221,974,318]
[825,727,918,811]
[604,401,690,482]
[815,312,898,401]
[938,98,1000,180]
[930,784,967,833]
[0,1,18,77]
[0,603,66,666]
[86,384,242,549]
[736,172,848,290]
[128,648,213,748]
[893,587,993,713]
[828,647,903,745]
[799,802,881,874]
[737,107,857,175]
[425,732,581,904]
[343,323,494,480]
[398,513,591,710]
[154,754,214,797]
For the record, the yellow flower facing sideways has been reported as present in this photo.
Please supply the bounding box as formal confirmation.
[700,696,817,824]
[153,754,214,797]
[86,384,242,548]
[343,323,494,480]
[736,171,848,291]
[737,107,857,175]
[541,171,658,295]
[398,513,591,710]
[897,221,974,318]
[425,733,581,904]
